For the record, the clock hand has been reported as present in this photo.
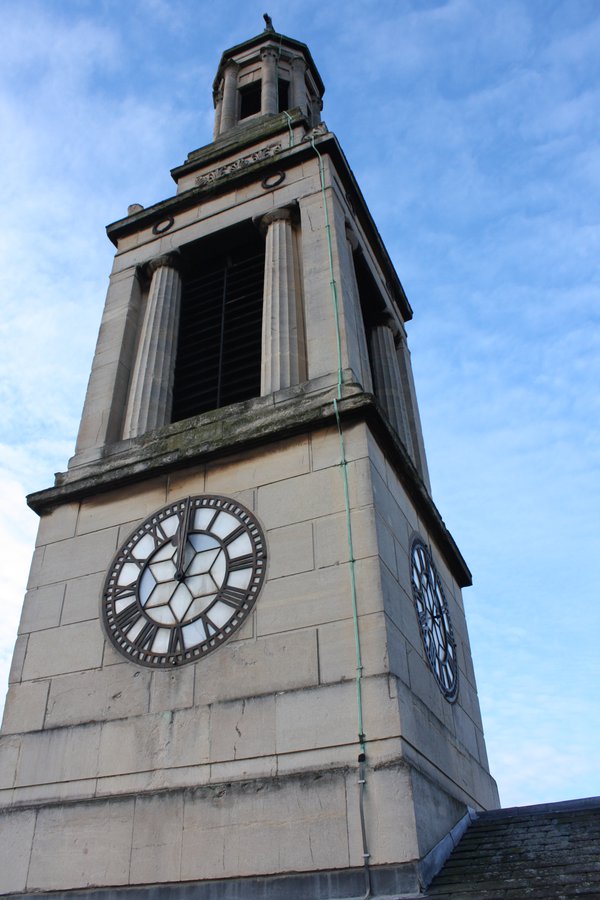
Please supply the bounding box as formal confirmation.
[175,497,192,582]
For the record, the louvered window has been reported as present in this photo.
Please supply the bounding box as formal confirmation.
[172,224,264,422]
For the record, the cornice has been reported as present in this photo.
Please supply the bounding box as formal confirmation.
[27,382,470,588]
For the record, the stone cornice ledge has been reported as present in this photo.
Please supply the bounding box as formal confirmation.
[27,381,471,587]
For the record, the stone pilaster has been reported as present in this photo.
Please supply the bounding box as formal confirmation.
[220,62,239,132]
[291,56,307,115]
[261,47,279,115]
[259,207,306,394]
[123,253,182,439]
[395,329,431,490]
[213,87,223,139]
[345,226,374,394]
[369,316,414,456]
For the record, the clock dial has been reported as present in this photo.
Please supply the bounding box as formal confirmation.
[102,495,267,667]
[410,537,458,702]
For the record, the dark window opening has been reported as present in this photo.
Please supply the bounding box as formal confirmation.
[278,79,290,112]
[172,223,264,422]
[239,81,262,119]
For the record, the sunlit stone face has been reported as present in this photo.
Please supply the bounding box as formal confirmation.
[102,496,267,667]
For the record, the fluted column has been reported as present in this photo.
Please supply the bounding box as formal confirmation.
[261,48,279,115]
[369,316,414,456]
[124,253,182,439]
[345,226,374,394]
[395,330,431,489]
[259,207,306,394]
[291,56,307,114]
[220,62,239,132]
[213,86,223,139]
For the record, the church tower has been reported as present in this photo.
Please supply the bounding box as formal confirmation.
[0,21,498,899]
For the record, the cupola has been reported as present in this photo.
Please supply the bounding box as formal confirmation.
[212,15,325,138]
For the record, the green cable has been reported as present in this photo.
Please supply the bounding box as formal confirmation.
[283,110,295,148]
[310,135,366,757]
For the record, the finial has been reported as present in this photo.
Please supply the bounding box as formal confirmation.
[263,13,274,32]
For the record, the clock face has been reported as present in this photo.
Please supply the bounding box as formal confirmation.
[102,495,267,667]
[410,537,458,702]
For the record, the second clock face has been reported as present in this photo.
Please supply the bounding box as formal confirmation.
[410,537,458,703]
[102,495,267,668]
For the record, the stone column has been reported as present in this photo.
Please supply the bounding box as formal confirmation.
[395,330,431,490]
[220,62,239,132]
[259,207,306,394]
[123,253,182,439]
[213,86,223,139]
[291,56,307,115]
[261,48,279,115]
[345,226,374,394]
[369,315,414,456]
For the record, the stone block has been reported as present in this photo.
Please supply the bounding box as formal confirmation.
[76,478,167,536]
[61,571,104,625]
[166,465,205,500]
[36,526,119,586]
[275,676,399,755]
[26,798,134,890]
[380,562,421,653]
[257,458,371,530]
[15,722,101,787]
[181,773,350,880]
[130,792,183,884]
[257,556,384,637]
[314,505,378,569]
[266,520,314,579]
[310,422,370,472]
[209,754,277,785]
[406,645,446,725]
[210,694,276,762]
[195,628,318,705]
[98,706,210,777]
[346,765,419,868]
[0,809,35,893]
[45,663,150,728]
[34,503,79,547]
[451,703,479,761]
[22,620,104,680]
[205,434,310,495]
[317,612,389,684]
[149,666,195,714]
[1,680,49,734]
[383,459,419,532]
[26,547,45,590]
[9,778,97,808]
[18,583,65,634]
[8,634,27,684]
[371,464,414,549]
[384,615,411,685]
[0,736,20,789]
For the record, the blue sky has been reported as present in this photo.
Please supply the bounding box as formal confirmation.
[0,0,598,808]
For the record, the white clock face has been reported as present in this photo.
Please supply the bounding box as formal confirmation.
[410,537,458,703]
[102,495,267,667]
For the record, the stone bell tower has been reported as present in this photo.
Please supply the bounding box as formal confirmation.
[0,19,498,900]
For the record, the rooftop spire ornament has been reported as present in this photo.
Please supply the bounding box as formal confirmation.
[263,12,274,31]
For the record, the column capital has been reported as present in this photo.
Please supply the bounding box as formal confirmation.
[255,205,297,235]
[146,251,181,277]
[345,225,359,252]
[260,47,278,62]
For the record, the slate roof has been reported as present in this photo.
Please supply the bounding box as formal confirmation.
[424,796,600,899]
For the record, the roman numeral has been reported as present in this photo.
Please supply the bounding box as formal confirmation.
[169,626,184,655]
[115,602,142,632]
[228,554,254,571]
[219,586,247,608]
[132,621,159,651]
[201,613,219,637]
[222,525,245,546]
